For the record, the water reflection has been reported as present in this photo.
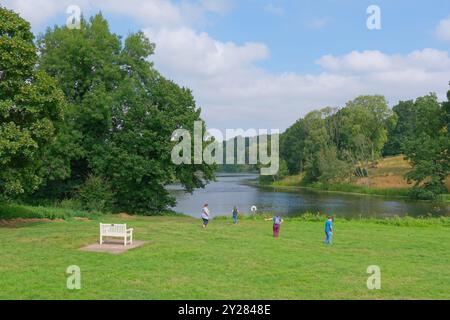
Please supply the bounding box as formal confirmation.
[168,174,449,218]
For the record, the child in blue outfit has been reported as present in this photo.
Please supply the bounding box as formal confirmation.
[324,216,334,245]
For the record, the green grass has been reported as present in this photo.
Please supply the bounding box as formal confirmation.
[272,174,304,187]
[305,182,412,197]
[0,209,449,299]
[0,203,97,220]
[439,194,450,203]
[266,180,411,198]
[268,155,450,200]
[0,203,181,221]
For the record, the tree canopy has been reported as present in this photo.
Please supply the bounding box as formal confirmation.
[0,7,64,198]
[277,91,449,200]
[31,14,214,213]
[279,96,392,184]
[402,93,450,199]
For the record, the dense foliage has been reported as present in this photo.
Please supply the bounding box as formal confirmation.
[402,93,450,199]
[1,7,448,210]
[278,92,450,199]
[280,96,392,184]
[28,14,215,213]
[0,7,64,199]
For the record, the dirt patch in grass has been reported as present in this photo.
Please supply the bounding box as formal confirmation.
[73,217,91,221]
[118,212,133,219]
[355,175,413,189]
[80,240,149,254]
[0,218,65,228]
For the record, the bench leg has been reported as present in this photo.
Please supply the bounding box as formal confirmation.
[130,232,133,245]
[124,236,127,246]
[100,234,103,245]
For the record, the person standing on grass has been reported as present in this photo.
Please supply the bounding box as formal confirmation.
[201,203,210,228]
[232,206,239,224]
[265,215,283,238]
[324,216,334,245]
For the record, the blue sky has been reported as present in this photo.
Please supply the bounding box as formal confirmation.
[214,0,450,73]
[3,0,450,133]
[30,0,450,72]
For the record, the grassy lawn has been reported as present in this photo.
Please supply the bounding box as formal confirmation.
[0,203,96,220]
[1,210,449,300]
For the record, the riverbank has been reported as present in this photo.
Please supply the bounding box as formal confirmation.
[267,178,450,202]
[0,204,449,299]
[264,155,450,201]
[0,203,180,222]
[268,179,411,198]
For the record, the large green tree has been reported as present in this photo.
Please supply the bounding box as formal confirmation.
[302,109,332,182]
[280,118,307,174]
[279,97,391,184]
[402,93,450,200]
[0,7,64,198]
[34,14,214,213]
[338,95,392,162]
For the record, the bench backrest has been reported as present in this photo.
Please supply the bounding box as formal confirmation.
[100,223,127,236]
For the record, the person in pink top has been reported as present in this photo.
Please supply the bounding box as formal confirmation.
[265,215,284,238]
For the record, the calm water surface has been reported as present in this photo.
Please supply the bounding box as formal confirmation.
[168,174,450,219]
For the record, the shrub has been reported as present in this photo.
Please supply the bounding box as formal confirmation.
[59,198,83,211]
[410,180,448,200]
[77,175,114,212]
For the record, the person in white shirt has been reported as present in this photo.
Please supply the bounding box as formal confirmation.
[201,203,210,228]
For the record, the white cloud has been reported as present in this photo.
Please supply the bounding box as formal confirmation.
[2,0,73,26]
[99,0,232,28]
[436,16,450,42]
[3,0,449,132]
[144,26,450,131]
[144,27,269,77]
[316,49,450,73]
[2,0,232,28]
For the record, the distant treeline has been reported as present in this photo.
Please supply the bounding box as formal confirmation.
[274,92,450,200]
[216,136,259,173]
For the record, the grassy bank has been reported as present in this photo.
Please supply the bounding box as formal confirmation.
[440,194,450,203]
[0,204,449,299]
[268,155,450,200]
[0,203,97,221]
[305,182,411,197]
[0,203,181,221]
[270,179,411,197]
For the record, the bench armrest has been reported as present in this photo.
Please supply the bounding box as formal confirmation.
[127,228,134,232]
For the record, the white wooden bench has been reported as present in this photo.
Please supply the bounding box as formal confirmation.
[100,223,133,246]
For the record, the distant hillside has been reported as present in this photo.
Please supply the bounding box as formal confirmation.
[272,155,450,195]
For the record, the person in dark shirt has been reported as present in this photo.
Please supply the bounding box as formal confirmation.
[232,206,239,224]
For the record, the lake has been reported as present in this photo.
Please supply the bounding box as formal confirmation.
[168,174,450,219]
